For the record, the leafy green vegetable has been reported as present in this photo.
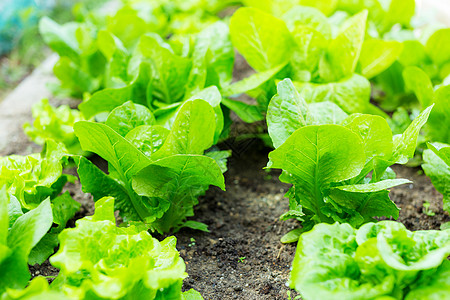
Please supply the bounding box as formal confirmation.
[228,5,401,118]
[75,100,225,233]
[0,140,72,210]
[289,221,450,300]
[230,7,294,72]
[0,192,53,293]
[403,67,450,144]
[0,276,69,300]
[358,39,403,79]
[422,143,450,218]
[39,17,104,96]
[50,197,203,300]
[24,99,85,155]
[268,80,432,233]
[105,100,155,137]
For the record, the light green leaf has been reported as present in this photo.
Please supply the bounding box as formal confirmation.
[23,99,84,155]
[359,39,403,79]
[221,64,285,96]
[105,101,155,137]
[182,289,204,300]
[280,228,303,244]
[74,121,151,180]
[343,114,393,162]
[403,66,434,107]
[268,125,365,219]
[181,221,210,233]
[391,105,433,164]
[51,191,81,231]
[152,100,216,159]
[0,140,69,210]
[230,7,295,71]
[139,34,192,103]
[308,102,348,125]
[221,98,264,123]
[423,144,450,212]
[267,79,311,148]
[205,150,231,173]
[132,155,225,233]
[335,179,411,193]
[7,199,53,259]
[74,121,153,221]
[290,25,327,78]
[79,62,152,119]
[196,21,234,86]
[0,276,69,300]
[125,125,169,158]
[428,85,450,144]
[282,5,331,38]
[294,74,371,114]
[76,157,142,222]
[319,10,367,82]
[426,28,450,66]
[427,142,450,166]
[298,0,339,16]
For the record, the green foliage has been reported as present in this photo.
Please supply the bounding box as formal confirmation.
[0,276,68,300]
[0,193,53,294]
[403,67,450,144]
[0,140,73,210]
[24,99,85,155]
[228,5,401,115]
[289,221,450,300]
[267,80,431,232]
[50,197,203,300]
[422,143,450,220]
[75,100,225,233]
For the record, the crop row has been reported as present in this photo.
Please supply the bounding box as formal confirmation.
[1,0,449,299]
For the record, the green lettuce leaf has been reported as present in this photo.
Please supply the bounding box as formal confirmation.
[75,100,225,233]
[230,7,295,71]
[23,99,85,155]
[289,221,450,300]
[0,195,53,293]
[50,197,201,299]
[0,140,70,210]
[422,143,450,214]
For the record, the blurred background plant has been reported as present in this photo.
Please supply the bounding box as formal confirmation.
[0,0,108,100]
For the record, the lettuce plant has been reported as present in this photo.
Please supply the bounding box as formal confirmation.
[50,197,203,300]
[227,6,402,115]
[243,0,416,35]
[75,99,226,233]
[39,0,237,98]
[0,191,53,294]
[24,99,85,155]
[0,140,74,210]
[403,66,450,144]
[375,28,450,110]
[79,20,234,123]
[422,142,450,229]
[0,277,68,300]
[0,140,82,263]
[289,221,450,300]
[266,79,432,240]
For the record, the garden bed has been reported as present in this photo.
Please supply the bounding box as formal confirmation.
[0,45,447,299]
[16,127,447,299]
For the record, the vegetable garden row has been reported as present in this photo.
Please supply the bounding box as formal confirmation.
[1,0,449,299]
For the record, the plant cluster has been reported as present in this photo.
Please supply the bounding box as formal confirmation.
[1,0,450,299]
